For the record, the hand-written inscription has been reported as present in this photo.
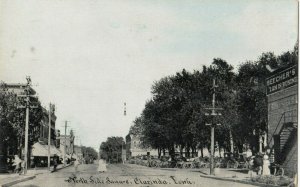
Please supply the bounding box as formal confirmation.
[65,175,195,185]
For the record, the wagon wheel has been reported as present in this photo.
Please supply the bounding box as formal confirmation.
[183,163,190,169]
[190,162,196,169]
[157,161,162,168]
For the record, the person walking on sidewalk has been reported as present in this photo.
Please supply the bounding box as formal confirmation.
[262,155,270,175]
[12,155,22,174]
[74,159,80,173]
[20,158,25,175]
[53,156,58,172]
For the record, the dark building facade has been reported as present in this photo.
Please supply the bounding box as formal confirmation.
[267,65,298,176]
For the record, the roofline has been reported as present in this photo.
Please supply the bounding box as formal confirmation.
[1,83,36,95]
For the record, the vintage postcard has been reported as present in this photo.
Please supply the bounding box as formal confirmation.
[0,0,298,186]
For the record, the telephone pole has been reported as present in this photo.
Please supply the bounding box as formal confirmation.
[17,77,37,174]
[47,103,54,171]
[63,121,70,166]
[205,79,222,175]
[122,102,126,164]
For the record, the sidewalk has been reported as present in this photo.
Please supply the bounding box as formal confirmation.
[159,167,288,187]
[0,164,73,187]
[198,168,285,187]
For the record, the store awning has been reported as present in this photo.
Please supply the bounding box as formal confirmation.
[32,142,62,157]
[50,145,62,156]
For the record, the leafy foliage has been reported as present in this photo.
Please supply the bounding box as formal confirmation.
[127,47,297,158]
[81,146,98,161]
[0,83,44,157]
[100,136,124,163]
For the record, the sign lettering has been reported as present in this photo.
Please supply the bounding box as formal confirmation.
[266,66,297,95]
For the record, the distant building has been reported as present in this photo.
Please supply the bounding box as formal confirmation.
[125,134,158,158]
[74,145,83,161]
[55,130,61,148]
[31,105,61,167]
[37,107,57,146]
[125,133,211,158]
[57,134,75,159]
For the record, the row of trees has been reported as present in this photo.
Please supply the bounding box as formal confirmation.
[81,146,98,163]
[100,137,124,163]
[129,47,297,159]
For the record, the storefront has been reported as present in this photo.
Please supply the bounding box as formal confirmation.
[31,142,62,167]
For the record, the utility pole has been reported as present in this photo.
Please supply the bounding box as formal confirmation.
[47,103,54,171]
[17,77,37,175]
[122,102,126,164]
[63,121,70,166]
[205,79,222,175]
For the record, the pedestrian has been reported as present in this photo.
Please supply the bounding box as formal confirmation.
[248,156,256,177]
[53,156,58,172]
[12,155,21,174]
[74,159,80,173]
[97,158,107,173]
[262,154,270,175]
[253,154,263,175]
[20,158,25,175]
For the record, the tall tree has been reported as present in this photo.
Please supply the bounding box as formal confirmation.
[0,83,43,158]
[100,137,124,163]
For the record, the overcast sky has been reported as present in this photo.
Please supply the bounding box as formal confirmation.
[0,0,297,150]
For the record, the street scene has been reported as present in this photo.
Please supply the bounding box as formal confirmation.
[0,0,298,187]
[11,163,255,187]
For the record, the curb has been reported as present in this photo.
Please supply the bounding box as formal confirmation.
[1,175,36,187]
[200,175,281,187]
[50,163,73,173]
[0,164,73,186]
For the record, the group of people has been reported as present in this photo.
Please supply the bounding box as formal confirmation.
[72,158,107,173]
[249,154,270,176]
[11,155,108,174]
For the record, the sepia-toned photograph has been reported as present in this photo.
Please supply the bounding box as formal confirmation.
[0,0,298,186]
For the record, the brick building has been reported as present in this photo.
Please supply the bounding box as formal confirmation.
[57,133,75,162]
[266,65,298,176]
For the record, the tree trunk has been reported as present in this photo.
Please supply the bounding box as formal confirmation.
[186,146,190,158]
[158,148,161,158]
[229,129,234,153]
[163,149,165,156]
[0,139,8,173]
[200,147,203,158]
[191,147,195,157]
[169,146,175,161]
[179,145,183,156]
